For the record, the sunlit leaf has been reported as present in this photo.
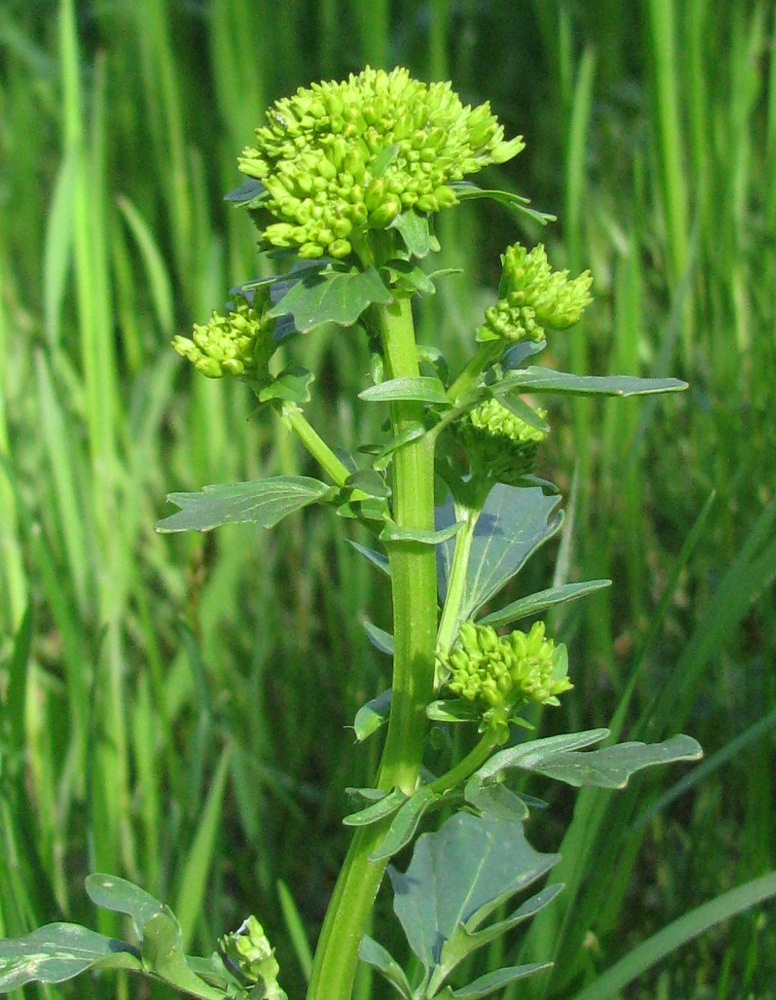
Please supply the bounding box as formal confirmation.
[359,376,450,405]
[494,366,688,397]
[343,787,407,827]
[354,688,392,741]
[478,580,611,629]
[268,265,391,332]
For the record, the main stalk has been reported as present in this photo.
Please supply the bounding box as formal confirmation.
[306,297,438,1000]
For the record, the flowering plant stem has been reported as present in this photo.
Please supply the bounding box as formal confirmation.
[307,297,437,1000]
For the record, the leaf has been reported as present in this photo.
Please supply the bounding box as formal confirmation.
[456,884,564,954]
[451,963,552,998]
[224,178,267,206]
[489,392,550,432]
[449,182,556,226]
[268,265,392,332]
[436,487,563,616]
[387,210,433,258]
[359,376,450,405]
[354,688,392,740]
[426,699,482,724]
[478,580,612,629]
[382,261,437,297]
[521,734,703,789]
[156,476,333,533]
[495,366,688,397]
[372,421,427,471]
[474,731,610,784]
[463,780,530,823]
[85,874,164,937]
[388,813,559,969]
[363,622,394,655]
[258,365,315,405]
[358,937,413,1000]
[343,787,408,827]
[344,470,392,499]
[370,787,440,862]
[140,911,225,999]
[347,540,391,576]
[380,521,464,546]
[0,924,141,991]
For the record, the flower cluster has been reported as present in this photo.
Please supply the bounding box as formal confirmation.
[455,396,548,486]
[219,916,286,998]
[238,66,524,260]
[438,621,571,734]
[478,242,593,343]
[172,292,276,381]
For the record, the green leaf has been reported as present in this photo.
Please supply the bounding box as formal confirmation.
[372,421,427,471]
[343,787,408,827]
[426,699,482,724]
[451,963,552,998]
[380,521,464,546]
[478,580,612,629]
[268,264,392,332]
[437,487,563,617]
[344,469,392,499]
[156,476,333,533]
[489,391,550,432]
[454,884,564,955]
[449,182,556,226]
[85,874,164,936]
[348,540,391,575]
[521,734,703,789]
[494,366,688,397]
[258,364,315,405]
[382,260,437,297]
[140,911,226,999]
[358,936,413,1000]
[224,178,267,206]
[354,688,392,741]
[388,813,558,969]
[463,779,530,823]
[372,144,401,178]
[0,923,141,991]
[363,621,394,655]
[387,209,433,257]
[359,376,450,405]
[370,787,440,862]
[474,731,610,784]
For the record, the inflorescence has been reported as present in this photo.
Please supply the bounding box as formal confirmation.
[478,242,593,344]
[455,396,549,486]
[238,66,524,261]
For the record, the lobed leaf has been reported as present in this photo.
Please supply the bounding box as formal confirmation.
[156,476,333,533]
[268,264,392,332]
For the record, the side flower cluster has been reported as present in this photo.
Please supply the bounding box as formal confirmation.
[455,396,548,486]
[219,916,286,998]
[438,621,572,735]
[172,292,276,381]
[478,242,593,344]
[238,66,524,260]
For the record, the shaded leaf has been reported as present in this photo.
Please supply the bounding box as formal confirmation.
[388,813,559,968]
[387,210,433,257]
[156,476,333,533]
[475,731,609,784]
[370,788,440,862]
[426,699,482,724]
[363,622,394,656]
[354,688,393,740]
[436,487,563,616]
[382,261,437,297]
[258,365,315,405]
[345,470,392,499]
[0,923,141,991]
[463,780,530,823]
[495,366,688,397]
[381,521,464,546]
[372,421,427,471]
[451,963,552,998]
[359,376,450,405]
[268,265,391,332]
[478,580,612,629]
[224,178,267,206]
[358,937,413,1000]
[348,540,391,576]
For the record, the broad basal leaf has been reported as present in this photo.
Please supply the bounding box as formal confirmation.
[359,376,450,405]
[436,487,563,616]
[478,580,611,629]
[156,476,333,533]
[388,813,559,969]
[268,264,392,332]
[0,923,141,991]
[494,366,688,397]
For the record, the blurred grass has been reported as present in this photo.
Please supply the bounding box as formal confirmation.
[0,1,774,998]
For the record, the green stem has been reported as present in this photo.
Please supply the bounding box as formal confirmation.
[428,729,499,796]
[446,340,504,403]
[278,403,352,487]
[436,505,481,657]
[307,297,438,1000]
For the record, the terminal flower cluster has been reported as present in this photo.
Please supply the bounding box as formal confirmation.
[219,916,286,998]
[172,292,276,381]
[439,621,571,735]
[478,242,593,343]
[456,396,548,486]
[238,66,524,260]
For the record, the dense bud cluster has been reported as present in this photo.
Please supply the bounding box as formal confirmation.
[478,243,593,343]
[219,916,285,997]
[172,292,276,381]
[456,396,548,486]
[238,66,524,260]
[438,621,571,733]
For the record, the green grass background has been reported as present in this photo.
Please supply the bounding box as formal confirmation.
[0,1,774,997]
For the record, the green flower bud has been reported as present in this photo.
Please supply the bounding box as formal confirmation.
[453,396,549,486]
[437,621,572,735]
[173,292,276,382]
[238,67,524,262]
[219,916,287,999]
[477,243,593,344]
